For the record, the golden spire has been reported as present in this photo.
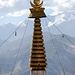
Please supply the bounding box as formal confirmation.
[28,0,47,71]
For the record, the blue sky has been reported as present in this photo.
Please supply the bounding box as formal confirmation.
[0,0,75,25]
[0,9,54,25]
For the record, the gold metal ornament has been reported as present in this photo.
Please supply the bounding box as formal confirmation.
[29,0,46,18]
[34,0,40,5]
[29,0,47,70]
[30,1,43,8]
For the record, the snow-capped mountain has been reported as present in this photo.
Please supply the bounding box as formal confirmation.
[0,23,16,41]
[0,20,34,41]
[0,12,75,75]
[0,12,75,42]
[48,12,75,24]
[46,12,75,37]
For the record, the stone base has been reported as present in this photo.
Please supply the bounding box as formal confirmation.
[31,70,46,75]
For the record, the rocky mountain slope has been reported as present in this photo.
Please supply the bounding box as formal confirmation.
[0,33,75,75]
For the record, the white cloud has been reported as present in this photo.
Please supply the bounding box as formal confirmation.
[0,0,30,13]
[7,9,29,17]
[44,0,75,14]
[0,0,16,7]
[0,16,4,19]
[0,0,75,17]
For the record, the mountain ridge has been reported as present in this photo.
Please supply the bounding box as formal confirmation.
[0,33,75,75]
[0,12,75,41]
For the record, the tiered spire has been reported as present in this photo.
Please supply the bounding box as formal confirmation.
[29,0,47,70]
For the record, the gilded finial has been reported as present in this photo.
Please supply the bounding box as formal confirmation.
[29,0,46,18]
[30,0,43,8]
[33,0,40,5]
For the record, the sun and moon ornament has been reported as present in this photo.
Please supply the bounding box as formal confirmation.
[30,0,43,8]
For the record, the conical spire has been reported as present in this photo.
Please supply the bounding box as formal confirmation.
[29,18,47,70]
